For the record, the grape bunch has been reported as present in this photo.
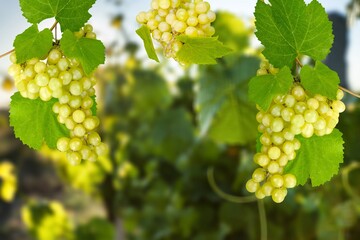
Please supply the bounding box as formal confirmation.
[246,61,346,203]
[136,0,216,59]
[7,24,107,165]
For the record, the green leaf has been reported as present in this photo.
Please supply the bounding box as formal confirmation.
[136,26,159,62]
[285,129,344,186]
[13,24,53,64]
[248,67,293,111]
[9,92,69,150]
[197,56,260,144]
[90,95,97,115]
[300,61,340,100]
[60,30,105,75]
[255,0,334,68]
[176,36,233,65]
[19,0,96,31]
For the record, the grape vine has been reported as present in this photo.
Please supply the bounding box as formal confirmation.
[1,0,106,165]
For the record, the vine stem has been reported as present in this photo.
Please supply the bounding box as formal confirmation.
[0,21,58,60]
[295,58,360,99]
[206,167,257,203]
[207,167,267,240]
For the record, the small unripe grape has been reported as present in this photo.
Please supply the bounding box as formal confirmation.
[282,128,294,141]
[34,62,46,73]
[270,174,284,188]
[270,104,282,117]
[294,102,307,114]
[257,69,268,76]
[67,152,82,165]
[176,8,189,21]
[198,13,209,25]
[39,86,52,101]
[48,78,62,91]
[27,81,40,94]
[291,85,306,101]
[255,153,270,167]
[161,32,172,42]
[147,19,159,30]
[283,174,297,188]
[318,102,330,115]
[35,73,50,87]
[267,161,280,174]
[261,182,273,196]
[307,98,319,110]
[271,132,285,145]
[96,143,108,156]
[72,110,86,123]
[69,137,83,151]
[159,0,171,9]
[314,94,326,102]
[282,141,294,155]
[57,137,70,152]
[271,117,284,132]
[69,96,82,109]
[291,114,305,128]
[88,132,101,146]
[304,110,318,123]
[268,146,281,160]
[252,168,266,183]
[246,179,259,193]
[74,124,86,137]
[281,107,294,122]
[59,104,72,118]
[326,116,338,129]
[10,52,17,63]
[59,71,73,85]
[332,100,346,113]
[185,26,198,37]
[69,81,83,96]
[284,95,296,107]
[172,41,183,52]
[52,102,61,114]
[336,89,344,100]
[47,65,59,78]
[207,11,216,22]
[187,16,199,26]
[314,117,326,131]
[195,1,210,14]
[278,154,289,167]
[260,133,272,146]
[301,123,314,138]
[65,118,75,130]
[136,12,147,23]
[255,189,266,199]
[293,139,301,150]
[165,13,176,25]
[287,151,297,161]
[272,188,287,203]
[261,114,273,127]
[173,20,187,33]
[158,21,171,32]
[47,49,62,64]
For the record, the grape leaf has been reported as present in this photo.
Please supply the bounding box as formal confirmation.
[197,56,260,144]
[300,61,339,100]
[176,36,233,65]
[255,0,333,68]
[60,30,105,75]
[13,24,53,64]
[136,26,159,62]
[19,0,96,31]
[248,67,293,111]
[91,95,97,115]
[285,129,344,187]
[9,93,69,150]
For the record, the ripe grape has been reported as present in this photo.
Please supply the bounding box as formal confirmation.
[246,61,346,203]
[8,24,107,165]
[136,0,216,60]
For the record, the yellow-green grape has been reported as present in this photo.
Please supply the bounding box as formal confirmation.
[8,24,107,165]
[136,0,216,60]
[247,82,345,203]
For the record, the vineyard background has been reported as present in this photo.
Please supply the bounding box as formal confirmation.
[1,0,360,239]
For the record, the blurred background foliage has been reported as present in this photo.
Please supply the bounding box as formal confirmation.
[1,3,360,240]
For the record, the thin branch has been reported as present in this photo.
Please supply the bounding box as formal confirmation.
[295,58,303,67]
[50,21,58,31]
[339,86,360,99]
[207,167,257,204]
[0,49,15,59]
[0,21,58,60]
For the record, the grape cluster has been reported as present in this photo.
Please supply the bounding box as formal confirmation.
[136,0,216,58]
[246,62,346,203]
[8,24,107,165]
